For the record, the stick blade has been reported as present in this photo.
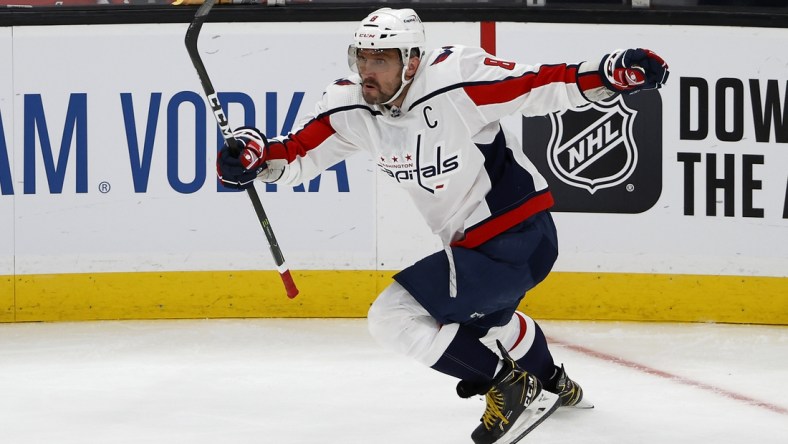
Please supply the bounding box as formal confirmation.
[281,269,299,299]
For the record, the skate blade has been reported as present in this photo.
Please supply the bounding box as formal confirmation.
[565,398,594,409]
[497,390,560,444]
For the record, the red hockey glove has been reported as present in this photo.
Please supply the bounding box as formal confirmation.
[216,127,269,190]
[600,48,669,95]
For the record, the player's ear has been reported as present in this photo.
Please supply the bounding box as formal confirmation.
[405,55,420,80]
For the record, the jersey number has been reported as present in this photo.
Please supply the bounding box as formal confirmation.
[484,57,515,70]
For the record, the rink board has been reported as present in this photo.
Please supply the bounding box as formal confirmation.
[7,270,788,324]
[0,22,787,324]
[0,276,10,323]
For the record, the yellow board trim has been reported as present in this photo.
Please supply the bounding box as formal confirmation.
[1,274,12,322]
[6,270,788,324]
[523,272,788,324]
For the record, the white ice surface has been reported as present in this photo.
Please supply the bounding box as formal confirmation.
[0,319,785,444]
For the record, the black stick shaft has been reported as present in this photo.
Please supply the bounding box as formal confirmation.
[184,0,298,299]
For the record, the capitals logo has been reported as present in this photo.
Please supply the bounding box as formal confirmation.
[548,96,637,194]
[523,93,663,214]
[377,134,460,193]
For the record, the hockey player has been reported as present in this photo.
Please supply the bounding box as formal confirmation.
[218,8,669,444]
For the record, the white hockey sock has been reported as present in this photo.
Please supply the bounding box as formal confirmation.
[480,311,536,361]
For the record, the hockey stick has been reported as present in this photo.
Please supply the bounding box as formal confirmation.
[185,0,299,299]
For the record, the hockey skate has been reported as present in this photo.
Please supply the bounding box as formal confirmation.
[546,364,594,409]
[459,341,560,444]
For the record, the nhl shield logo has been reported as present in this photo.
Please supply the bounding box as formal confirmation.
[547,96,637,194]
[522,92,663,214]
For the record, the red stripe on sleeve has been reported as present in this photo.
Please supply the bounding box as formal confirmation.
[463,64,578,107]
[266,114,336,163]
[577,71,604,92]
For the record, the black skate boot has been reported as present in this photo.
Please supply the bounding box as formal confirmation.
[546,364,593,409]
[458,341,559,444]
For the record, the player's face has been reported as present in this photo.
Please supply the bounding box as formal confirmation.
[356,49,404,105]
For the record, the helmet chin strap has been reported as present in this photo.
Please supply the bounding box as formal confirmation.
[381,48,415,106]
[381,75,411,106]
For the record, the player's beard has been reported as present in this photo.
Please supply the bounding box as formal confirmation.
[361,78,402,105]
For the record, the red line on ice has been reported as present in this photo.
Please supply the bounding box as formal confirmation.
[548,337,788,417]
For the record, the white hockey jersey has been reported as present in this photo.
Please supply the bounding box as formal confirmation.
[262,45,612,248]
